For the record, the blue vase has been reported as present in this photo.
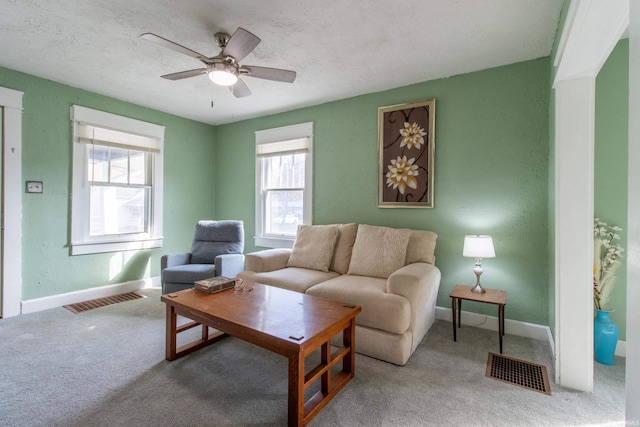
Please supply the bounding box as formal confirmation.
[594,309,619,365]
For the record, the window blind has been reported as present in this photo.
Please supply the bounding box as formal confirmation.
[76,123,161,153]
[256,137,309,157]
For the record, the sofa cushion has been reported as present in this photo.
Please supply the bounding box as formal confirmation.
[306,275,411,335]
[347,225,411,279]
[237,267,340,293]
[287,224,339,272]
[330,223,358,274]
[405,229,438,265]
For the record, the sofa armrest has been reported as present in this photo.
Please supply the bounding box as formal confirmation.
[215,253,245,278]
[161,252,191,270]
[245,248,292,272]
[387,263,442,347]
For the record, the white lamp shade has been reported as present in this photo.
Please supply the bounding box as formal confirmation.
[463,235,495,258]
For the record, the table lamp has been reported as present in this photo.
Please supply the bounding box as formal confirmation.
[463,235,496,294]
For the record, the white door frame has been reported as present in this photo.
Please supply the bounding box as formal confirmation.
[553,0,629,391]
[0,86,23,318]
[626,2,640,422]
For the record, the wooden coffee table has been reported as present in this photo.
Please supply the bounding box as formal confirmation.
[161,282,361,427]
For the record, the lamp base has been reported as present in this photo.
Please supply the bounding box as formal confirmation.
[471,283,486,294]
[471,258,486,293]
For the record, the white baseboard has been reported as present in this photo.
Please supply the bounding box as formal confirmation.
[435,306,626,358]
[21,276,161,314]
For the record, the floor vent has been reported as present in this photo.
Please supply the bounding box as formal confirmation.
[486,352,551,395]
[64,292,146,314]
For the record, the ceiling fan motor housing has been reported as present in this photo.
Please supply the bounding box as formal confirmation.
[214,32,231,49]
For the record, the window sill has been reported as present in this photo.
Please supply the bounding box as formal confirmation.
[255,236,295,249]
[71,238,163,255]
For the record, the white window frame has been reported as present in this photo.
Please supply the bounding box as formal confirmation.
[70,105,164,255]
[255,122,313,248]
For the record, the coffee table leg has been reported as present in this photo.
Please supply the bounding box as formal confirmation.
[499,304,505,354]
[165,303,178,361]
[451,297,457,342]
[288,352,305,427]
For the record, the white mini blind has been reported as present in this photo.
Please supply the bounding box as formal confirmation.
[77,123,161,153]
[256,137,309,157]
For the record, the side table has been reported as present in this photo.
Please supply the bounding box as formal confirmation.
[450,284,507,353]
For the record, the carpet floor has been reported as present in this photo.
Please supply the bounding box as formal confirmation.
[0,288,626,426]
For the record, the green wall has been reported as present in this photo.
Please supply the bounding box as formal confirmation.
[0,66,217,301]
[595,39,629,339]
[216,58,551,325]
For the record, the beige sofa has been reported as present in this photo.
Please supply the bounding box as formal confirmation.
[237,223,441,365]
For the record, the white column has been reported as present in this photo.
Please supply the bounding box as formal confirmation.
[0,86,23,317]
[554,77,595,392]
[627,0,640,420]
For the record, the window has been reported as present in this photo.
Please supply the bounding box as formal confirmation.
[255,122,313,248]
[71,105,164,255]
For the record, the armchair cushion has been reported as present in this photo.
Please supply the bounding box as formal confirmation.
[162,264,218,284]
[191,220,244,264]
[287,224,339,272]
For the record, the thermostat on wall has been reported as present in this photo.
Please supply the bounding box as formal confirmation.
[25,181,43,193]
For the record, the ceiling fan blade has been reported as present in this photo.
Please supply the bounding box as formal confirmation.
[140,33,211,64]
[230,78,251,98]
[241,65,296,83]
[161,68,207,80]
[222,27,260,62]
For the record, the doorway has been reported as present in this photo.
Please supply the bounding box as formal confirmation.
[0,86,23,318]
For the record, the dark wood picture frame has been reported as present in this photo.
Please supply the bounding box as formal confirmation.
[378,98,436,208]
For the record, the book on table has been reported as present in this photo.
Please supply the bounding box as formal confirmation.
[194,276,236,294]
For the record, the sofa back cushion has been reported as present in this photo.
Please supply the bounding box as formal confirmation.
[286,224,340,272]
[347,224,411,279]
[405,229,438,265]
[330,223,358,274]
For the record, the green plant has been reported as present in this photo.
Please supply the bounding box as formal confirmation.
[593,218,624,310]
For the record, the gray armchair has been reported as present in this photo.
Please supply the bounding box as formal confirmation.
[161,220,245,294]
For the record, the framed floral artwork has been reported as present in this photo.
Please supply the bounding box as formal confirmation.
[378,98,436,208]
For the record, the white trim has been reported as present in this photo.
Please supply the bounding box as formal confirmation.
[71,105,164,139]
[435,306,626,358]
[255,122,313,248]
[552,0,629,393]
[70,106,164,255]
[70,238,163,255]
[554,0,630,85]
[1,86,23,318]
[21,276,161,314]
[554,76,596,392]
[627,1,640,419]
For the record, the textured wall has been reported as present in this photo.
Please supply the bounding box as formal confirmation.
[0,66,217,301]
[216,58,550,325]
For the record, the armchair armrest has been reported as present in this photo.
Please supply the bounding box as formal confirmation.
[161,252,191,270]
[245,248,292,272]
[215,253,245,278]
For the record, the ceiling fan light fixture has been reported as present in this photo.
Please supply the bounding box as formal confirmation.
[209,66,238,86]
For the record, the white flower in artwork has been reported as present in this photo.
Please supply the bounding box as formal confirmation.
[386,156,419,195]
[399,122,427,149]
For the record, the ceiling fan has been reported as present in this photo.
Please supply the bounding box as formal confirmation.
[140,27,296,98]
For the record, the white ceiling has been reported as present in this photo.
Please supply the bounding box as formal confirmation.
[0,0,563,125]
